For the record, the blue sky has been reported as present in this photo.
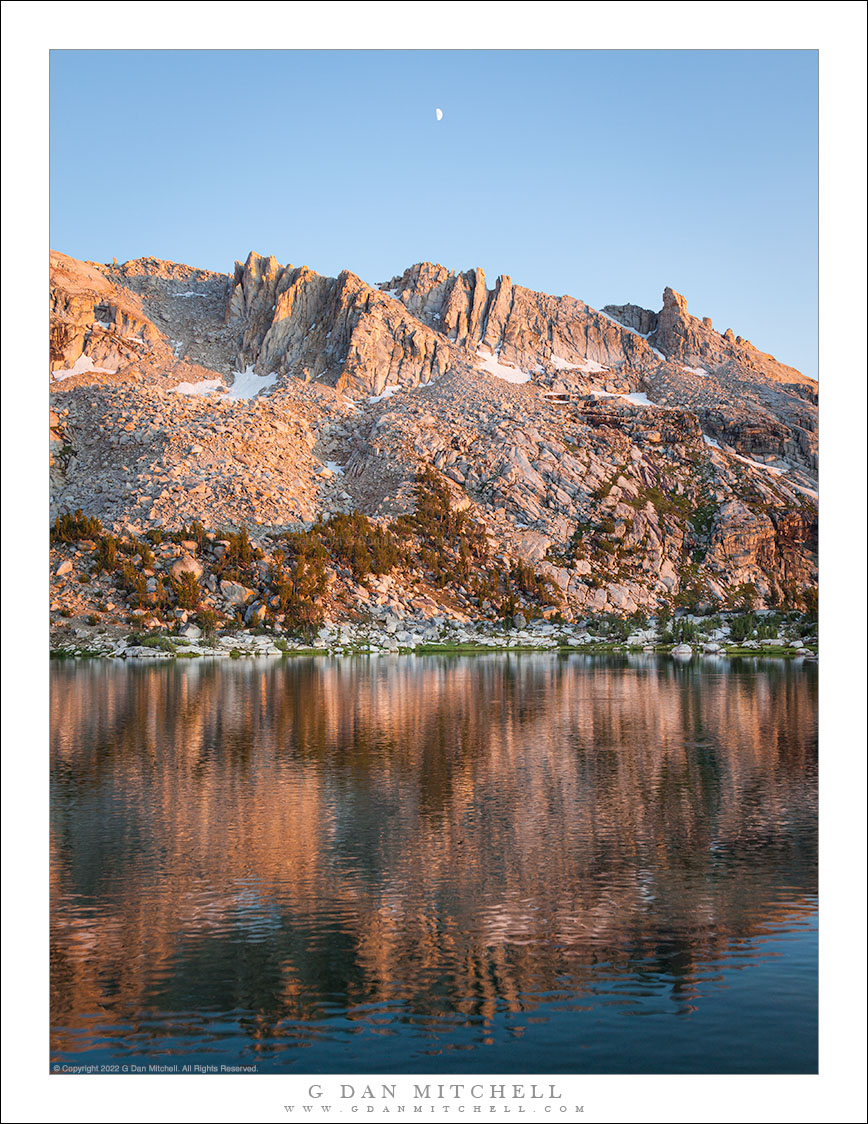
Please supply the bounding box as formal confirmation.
[50,49,818,376]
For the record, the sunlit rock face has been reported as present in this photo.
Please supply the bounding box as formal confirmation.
[49,249,818,617]
[224,252,460,396]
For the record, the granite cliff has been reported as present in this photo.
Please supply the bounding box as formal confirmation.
[49,248,818,653]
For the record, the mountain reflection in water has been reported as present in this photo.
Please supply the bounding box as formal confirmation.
[50,655,817,1073]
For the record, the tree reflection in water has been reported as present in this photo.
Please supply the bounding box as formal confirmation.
[50,654,817,1072]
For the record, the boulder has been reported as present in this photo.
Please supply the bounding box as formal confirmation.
[220,580,256,606]
[244,602,267,626]
[169,554,203,579]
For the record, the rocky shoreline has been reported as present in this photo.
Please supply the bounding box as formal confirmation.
[51,612,817,662]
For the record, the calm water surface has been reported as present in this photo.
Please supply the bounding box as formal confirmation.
[50,655,817,1073]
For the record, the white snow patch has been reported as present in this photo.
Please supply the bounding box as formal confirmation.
[792,483,819,499]
[176,292,209,299]
[225,365,279,400]
[324,461,345,476]
[682,364,709,376]
[170,378,225,396]
[550,354,608,374]
[51,354,118,381]
[369,384,402,404]
[589,389,663,408]
[475,348,531,384]
[93,320,113,330]
[732,452,789,476]
[650,347,666,361]
[170,367,279,400]
[703,434,722,450]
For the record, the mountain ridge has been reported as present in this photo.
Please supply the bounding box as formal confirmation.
[49,247,818,655]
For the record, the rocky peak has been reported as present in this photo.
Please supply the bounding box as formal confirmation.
[222,254,464,396]
[48,246,818,627]
[653,286,692,353]
[650,286,814,396]
[226,251,283,330]
[50,251,170,374]
[662,286,690,316]
[49,247,818,475]
[109,257,224,283]
[381,262,492,348]
[377,262,670,376]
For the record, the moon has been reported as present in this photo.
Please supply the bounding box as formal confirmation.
[435,107,443,121]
